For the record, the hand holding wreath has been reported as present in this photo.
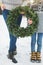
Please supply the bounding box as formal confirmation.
[27,18,33,25]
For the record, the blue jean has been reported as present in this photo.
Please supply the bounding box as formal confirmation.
[31,33,43,52]
[2,9,17,52]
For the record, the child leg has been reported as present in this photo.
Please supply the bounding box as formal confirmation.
[36,33,43,63]
[31,33,36,62]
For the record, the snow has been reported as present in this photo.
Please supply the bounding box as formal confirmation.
[0,15,43,65]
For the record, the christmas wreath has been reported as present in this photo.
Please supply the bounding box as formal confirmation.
[6,6,39,37]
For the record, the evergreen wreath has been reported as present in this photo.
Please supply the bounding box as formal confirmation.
[6,6,39,37]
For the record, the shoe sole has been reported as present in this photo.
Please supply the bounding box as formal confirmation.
[30,59,36,63]
[36,60,41,63]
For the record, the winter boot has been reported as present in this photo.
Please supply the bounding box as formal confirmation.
[36,52,41,63]
[7,52,18,63]
[8,52,14,59]
[30,52,36,62]
[12,58,18,63]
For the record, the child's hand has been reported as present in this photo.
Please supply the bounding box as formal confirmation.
[1,4,6,11]
[28,19,33,25]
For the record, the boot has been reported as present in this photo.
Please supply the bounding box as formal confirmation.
[7,52,18,63]
[8,52,14,59]
[36,52,41,63]
[12,58,18,63]
[30,52,36,62]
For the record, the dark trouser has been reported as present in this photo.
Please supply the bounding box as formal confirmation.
[2,9,17,52]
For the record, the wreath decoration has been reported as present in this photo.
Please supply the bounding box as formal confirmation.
[7,6,39,37]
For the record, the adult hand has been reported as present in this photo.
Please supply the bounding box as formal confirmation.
[1,4,6,11]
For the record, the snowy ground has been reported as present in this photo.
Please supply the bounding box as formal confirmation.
[0,15,43,65]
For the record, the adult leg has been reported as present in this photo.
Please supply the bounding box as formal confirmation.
[2,9,17,54]
[2,9,17,63]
